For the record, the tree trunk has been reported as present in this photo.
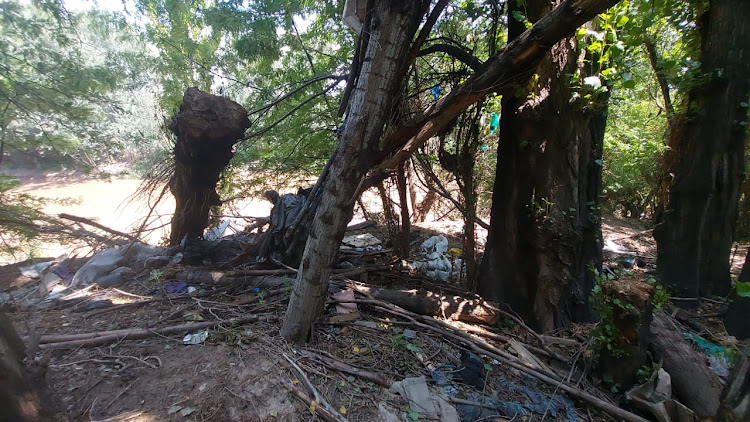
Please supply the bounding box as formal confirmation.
[653,0,750,299]
[0,128,5,168]
[280,1,427,343]
[477,0,607,331]
[281,0,621,343]
[396,161,411,258]
[168,88,250,244]
[0,311,60,421]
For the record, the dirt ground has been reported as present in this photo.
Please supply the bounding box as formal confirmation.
[0,172,744,422]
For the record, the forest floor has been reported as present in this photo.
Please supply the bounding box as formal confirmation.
[0,170,744,422]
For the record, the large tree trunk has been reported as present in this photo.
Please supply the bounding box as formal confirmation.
[477,0,607,332]
[0,311,60,421]
[653,0,750,300]
[280,2,427,343]
[168,88,250,244]
[281,0,621,343]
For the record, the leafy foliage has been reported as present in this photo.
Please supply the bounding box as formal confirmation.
[0,1,148,168]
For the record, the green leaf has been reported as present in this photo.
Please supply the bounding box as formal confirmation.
[511,11,528,25]
[168,405,183,415]
[737,282,750,297]
[180,406,197,416]
[406,343,421,353]
[408,411,420,421]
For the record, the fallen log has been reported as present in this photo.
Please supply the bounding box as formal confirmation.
[349,284,500,325]
[650,312,723,418]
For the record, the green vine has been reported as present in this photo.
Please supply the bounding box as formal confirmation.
[589,264,632,358]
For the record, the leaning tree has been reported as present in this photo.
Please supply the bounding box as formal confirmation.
[281,0,621,344]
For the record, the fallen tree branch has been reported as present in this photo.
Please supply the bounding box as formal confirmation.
[59,213,140,242]
[349,296,649,422]
[282,353,350,422]
[286,382,344,422]
[39,314,278,349]
[347,283,501,325]
[299,349,393,388]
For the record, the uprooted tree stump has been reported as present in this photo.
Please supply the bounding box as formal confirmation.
[169,88,250,244]
[596,279,654,389]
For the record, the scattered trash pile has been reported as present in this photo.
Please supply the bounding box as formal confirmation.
[406,235,464,282]
[2,220,748,422]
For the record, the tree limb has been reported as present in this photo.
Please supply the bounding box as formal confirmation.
[376,0,622,171]
[418,43,484,71]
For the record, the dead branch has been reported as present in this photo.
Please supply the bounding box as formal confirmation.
[38,314,278,349]
[349,295,649,422]
[299,349,392,388]
[286,382,343,422]
[59,213,140,242]
[282,353,350,422]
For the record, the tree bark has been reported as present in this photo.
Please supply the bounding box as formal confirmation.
[477,0,607,332]
[280,1,428,343]
[168,88,250,244]
[653,0,750,299]
[650,312,723,418]
[0,311,60,421]
[396,161,411,258]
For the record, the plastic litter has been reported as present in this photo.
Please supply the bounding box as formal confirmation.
[164,280,188,294]
[97,266,136,288]
[143,256,170,269]
[70,248,124,287]
[489,112,499,134]
[342,233,382,248]
[403,328,417,339]
[625,368,695,422]
[38,271,62,297]
[183,330,209,345]
[333,289,357,315]
[388,376,459,422]
[431,82,441,100]
[204,219,231,241]
[71,243,165,287]
[684,332,733,379]
[603,239,634,255]
[407,235,463,282]
[456,351,485,389]
[20,261,54,279]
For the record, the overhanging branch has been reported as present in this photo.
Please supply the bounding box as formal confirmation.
[376,0,621,171]
[418,44,484,71]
